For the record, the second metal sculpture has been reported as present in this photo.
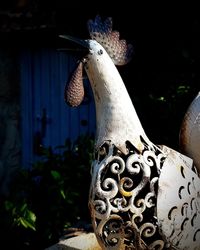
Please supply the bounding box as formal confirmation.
[60,15,200,250]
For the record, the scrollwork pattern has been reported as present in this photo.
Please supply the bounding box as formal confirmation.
[89,139,169,249]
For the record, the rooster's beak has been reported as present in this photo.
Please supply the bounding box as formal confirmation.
[59,35,89,49]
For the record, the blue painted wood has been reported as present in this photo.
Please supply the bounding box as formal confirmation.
[20,48,96,168]
[20,49,34,168]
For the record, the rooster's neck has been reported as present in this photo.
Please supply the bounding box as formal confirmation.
[84,51,151,154]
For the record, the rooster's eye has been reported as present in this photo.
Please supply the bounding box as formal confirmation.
[98,49,103,55]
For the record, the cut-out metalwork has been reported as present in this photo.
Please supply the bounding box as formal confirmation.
[89,138,168,249]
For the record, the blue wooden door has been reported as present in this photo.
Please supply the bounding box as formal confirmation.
[20,48,95,168]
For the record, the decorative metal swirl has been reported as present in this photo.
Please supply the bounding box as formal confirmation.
[89,138,169,249]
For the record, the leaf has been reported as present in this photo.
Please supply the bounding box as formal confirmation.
[19,217,36,231]
[60,189,66,199]
[20,203,28,212]
[4,200,14,210]
[27,210,36,223]
[50,170,61,180]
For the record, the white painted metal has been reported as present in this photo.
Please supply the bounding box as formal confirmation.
[45,233,101,250]
[157,145,200,249]
[83,40,153,154]
[180,92,200,173]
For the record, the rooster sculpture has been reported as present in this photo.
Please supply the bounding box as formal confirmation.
[60,15,200,250]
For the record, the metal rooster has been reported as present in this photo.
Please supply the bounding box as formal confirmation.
[60,15,200,250]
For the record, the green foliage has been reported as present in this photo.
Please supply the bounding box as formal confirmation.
[0,135,94,249]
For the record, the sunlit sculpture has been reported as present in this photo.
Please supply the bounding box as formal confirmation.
[60,15,200,250]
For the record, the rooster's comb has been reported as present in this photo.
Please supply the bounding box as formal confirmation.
[87,15,134,65]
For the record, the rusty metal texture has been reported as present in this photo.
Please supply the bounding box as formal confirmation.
[64,61,84,107]
[87,15,134,66]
